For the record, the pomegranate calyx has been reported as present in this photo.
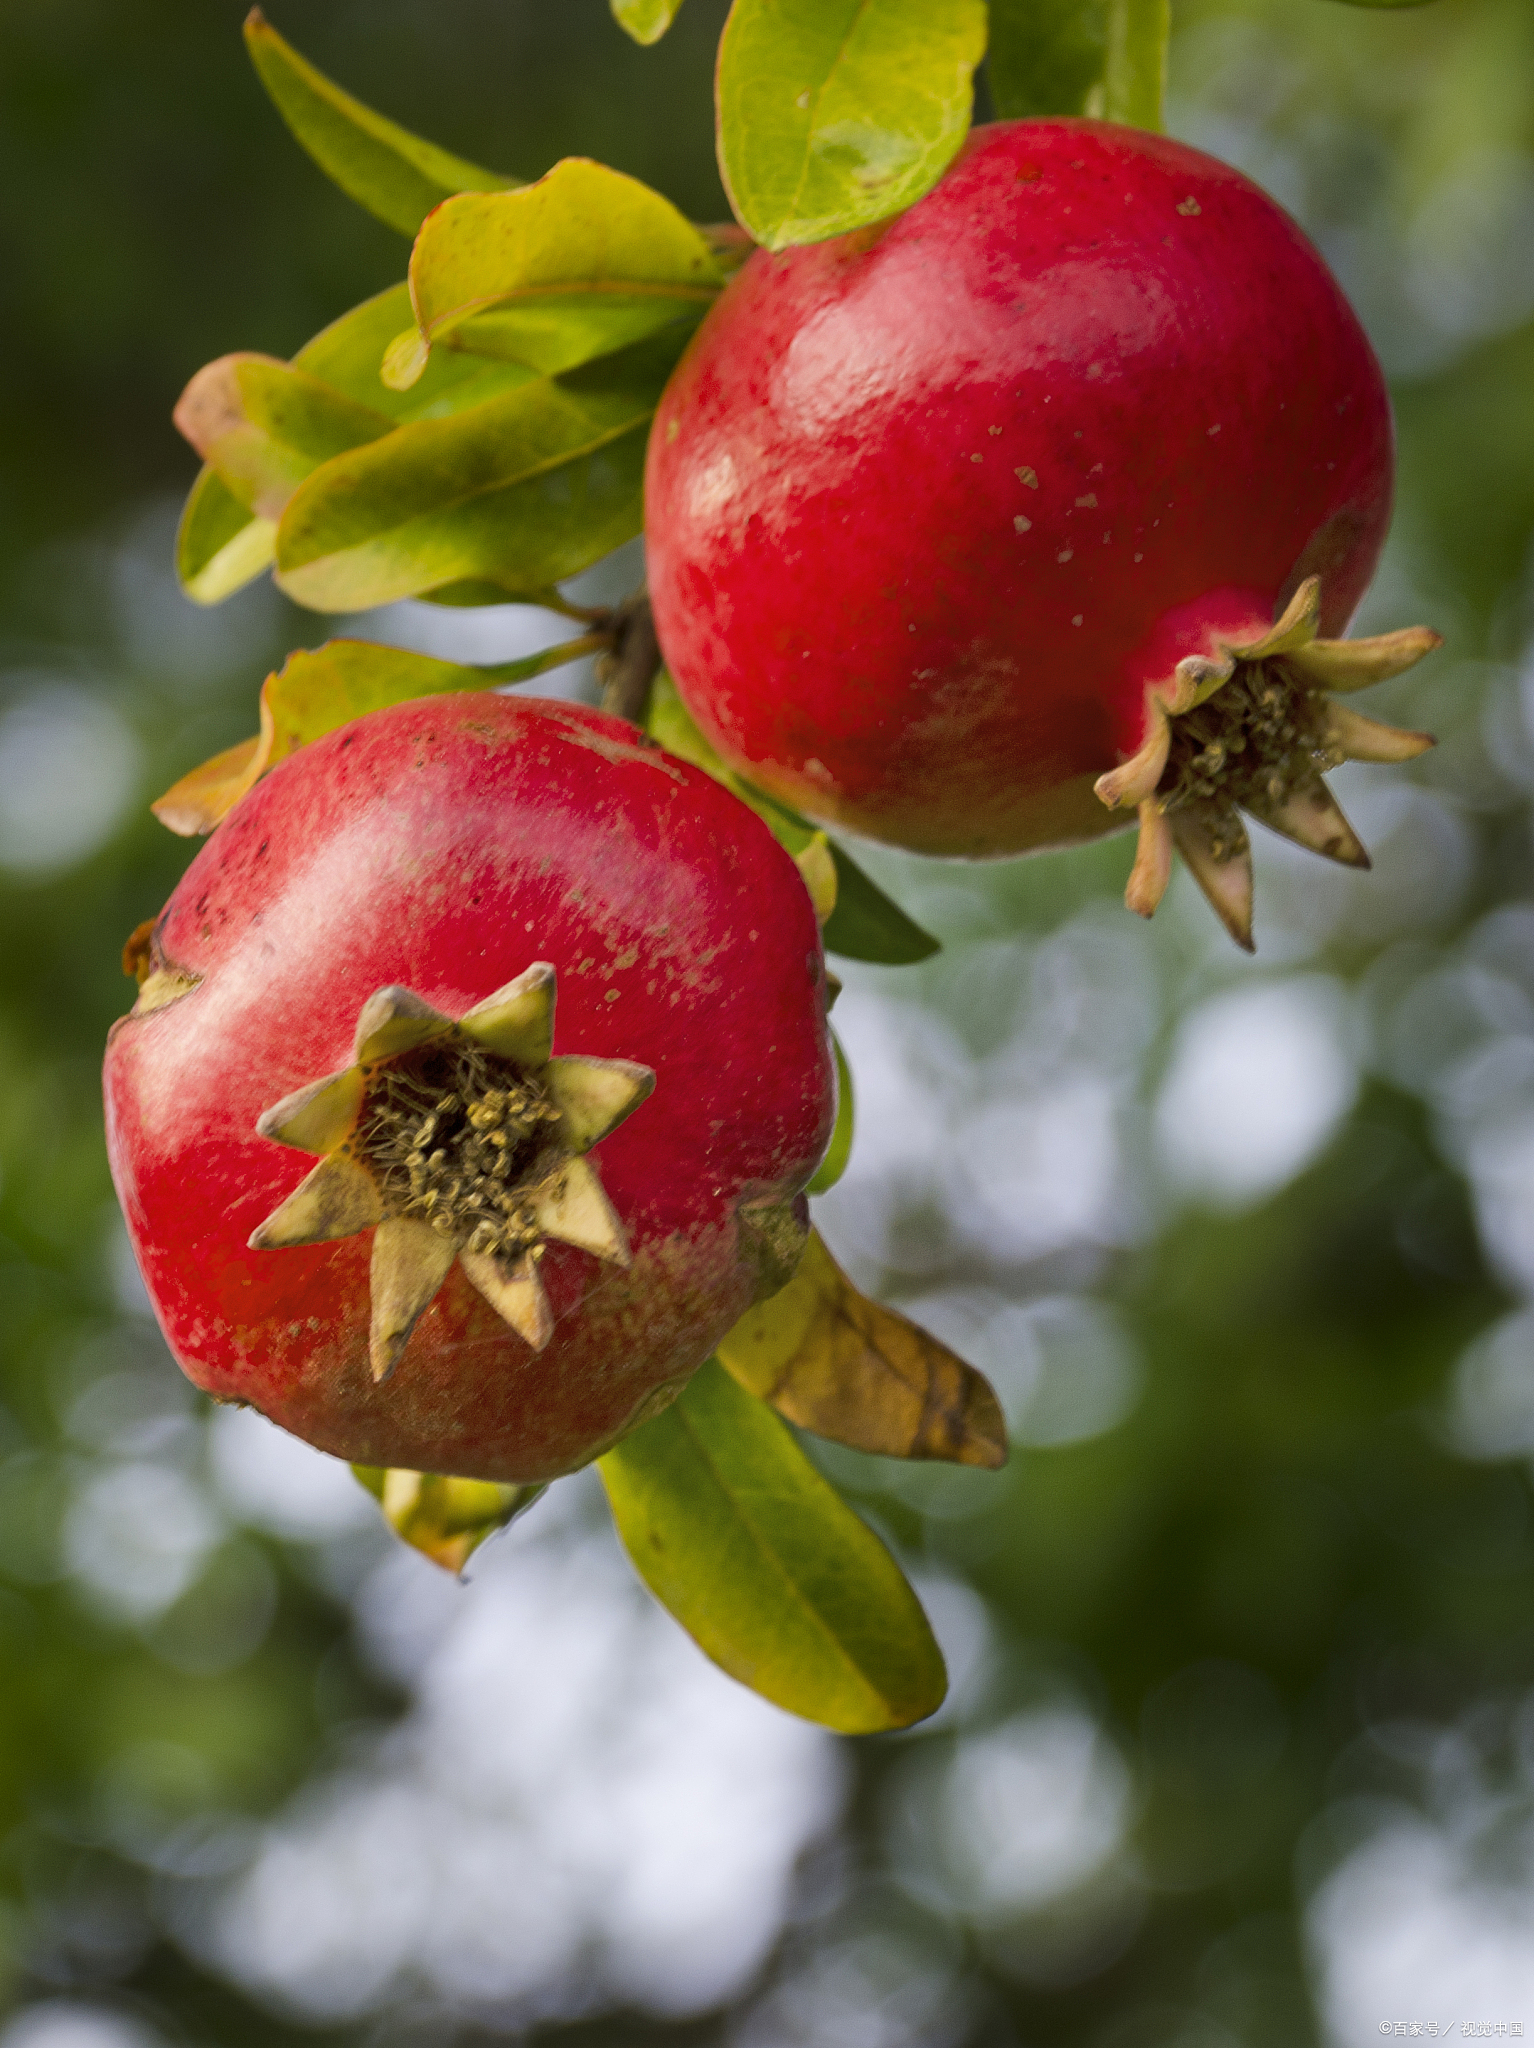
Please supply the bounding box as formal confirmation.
[1095,577,1441,952]
[247,964,655,1383]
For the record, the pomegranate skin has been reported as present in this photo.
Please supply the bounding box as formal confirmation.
[646,118,1394,858]
[105,695,834,1483]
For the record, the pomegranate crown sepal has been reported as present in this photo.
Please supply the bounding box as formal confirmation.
[1096,575,1441,951]
[249,961,653,1383]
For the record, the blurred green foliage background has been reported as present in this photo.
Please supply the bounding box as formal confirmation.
[4,2,1534,2044]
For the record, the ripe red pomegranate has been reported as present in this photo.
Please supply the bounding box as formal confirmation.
[646,117,1438,948]
[106,695,834,1483]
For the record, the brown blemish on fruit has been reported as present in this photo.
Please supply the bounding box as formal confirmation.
[122,919,156,985]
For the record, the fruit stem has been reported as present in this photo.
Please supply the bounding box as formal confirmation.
[598,594,662,727]
[1104,0,1170,132]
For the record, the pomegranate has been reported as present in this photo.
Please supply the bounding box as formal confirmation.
[646,117,1439,949]
[106,694,834,1483]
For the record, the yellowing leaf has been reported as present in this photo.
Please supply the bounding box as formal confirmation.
[716,0,987,250]
[292,280,539,422]
[173,354,395,520]
[717,1229,1006,1468]
[151,635,601,835]
[391,159,723,387]
[353,1464,545,1573]
[611,0,687,45]
[245,8,519,237]
[176,465,277,607]
[600,1359,946,1732]
[274,333,682,612]
[173,288,546,608]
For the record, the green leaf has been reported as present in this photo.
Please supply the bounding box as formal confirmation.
[292,281,540,422]
[716,0,988,250]
[1103,0,1170,131]
[987,0,1106,119]
[715,1230,1007,1467]
[599,1358,947,1731]
[151,635,602,835]
[274,331,683,612]
[173,287,545,608]
[643,673,940,964]
[176,464,276,607]
[823,847,939,965]
[174,354,395,520]
[387,159,724,387]
[611,0,688,43]
[244,7,520,237]
[806,1030,854,1194]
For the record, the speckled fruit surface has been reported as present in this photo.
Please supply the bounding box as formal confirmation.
[646,116,1394,858]
[105,695,834,1483]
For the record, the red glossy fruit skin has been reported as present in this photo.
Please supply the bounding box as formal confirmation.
[105,696,834,1483]
[646,118,1394,858]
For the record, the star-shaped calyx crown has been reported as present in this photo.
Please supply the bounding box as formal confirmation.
[248,963,654,1383]
[1094,576,1441,950]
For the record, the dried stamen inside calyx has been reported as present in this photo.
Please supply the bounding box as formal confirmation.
[246,965,656,1383]
[1095,577,1441,952]
[359,1039,563,1258]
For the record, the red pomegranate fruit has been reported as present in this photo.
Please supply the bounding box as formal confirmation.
[646,117,1439,948]
[106,694,834,1483]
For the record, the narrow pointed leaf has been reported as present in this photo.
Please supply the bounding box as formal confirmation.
[600,1358,946,1732]
[805,1030,853,1195]
[612,0,687,44]
[244,8,519,237]
[987,0,1106,119]
[398,161,722,382]
[822,846,939,964]
[716,0,987,250]
[275,333,682,611]
[354,1464,546,1573]
[717,1229,1006,1467]
[151,636,599,835]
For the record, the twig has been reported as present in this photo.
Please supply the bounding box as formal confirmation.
[598,594,662,728]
